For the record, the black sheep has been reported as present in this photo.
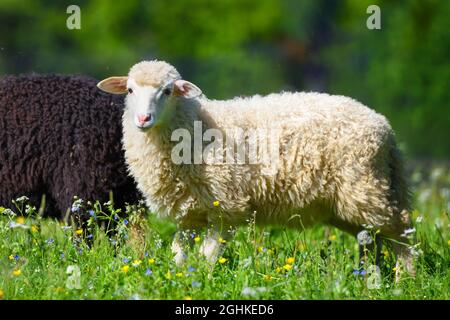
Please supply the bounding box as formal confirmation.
[0,74,141,217]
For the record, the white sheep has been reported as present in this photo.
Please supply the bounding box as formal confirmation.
[98,60,415,280]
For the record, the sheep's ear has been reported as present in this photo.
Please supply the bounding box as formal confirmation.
[173,80,202,99]
[97,76,128,94]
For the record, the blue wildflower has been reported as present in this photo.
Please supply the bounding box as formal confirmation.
[60,252,65,259]
[352,268,367,276]
[87,234,94,239]
[145,269,153,276]
[45,238,55,245]
[123,257,130,264]
[192,281,201,288]
[124,219,129,226]
[13,254,20,261]
[188,266,195,273]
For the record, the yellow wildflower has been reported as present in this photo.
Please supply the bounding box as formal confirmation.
[0,289,4,299]
[148,258,156,265]
[257,246,264,253]
[447,240,450,246]
[286,257,295,265]
[165,271,172,280]
[8,255,14,261]
[75,229,83,235]
[31,225,39,233]
[122,265,130,273]
[16,216,25,225]
[213,200,220,207]
[283,264,293,271]
[275,267,282,273]
[328,235,337,241]
[132,259,142,267]
[176,272,183,278]
[218,257,228,264]
[12,269,21,276]
[383,250,389,257]
[267,248,274,255]
[219,237,226,244]
[392,267,397,272]
[184,296,193,300]
[194,236,201,243]
[263,274,272,281]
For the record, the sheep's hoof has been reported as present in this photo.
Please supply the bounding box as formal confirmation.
[173,251,187,266]
[200,241,220,264]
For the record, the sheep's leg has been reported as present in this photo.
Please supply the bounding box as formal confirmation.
[171,230,191,266]
[392,242,415,282]
[380,210,416,282]
[200,229,225,263]
[172,211,209,265]
[357,230,382,269]
[200,228,232,263]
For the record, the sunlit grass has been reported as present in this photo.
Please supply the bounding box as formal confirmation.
[0,165,448,299]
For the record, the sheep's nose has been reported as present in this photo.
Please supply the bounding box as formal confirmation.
[137,114,151,125]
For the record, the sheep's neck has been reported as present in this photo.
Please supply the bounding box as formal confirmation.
[150,101,214,153]
[146,102,216,211]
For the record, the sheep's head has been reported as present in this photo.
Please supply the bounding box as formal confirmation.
[97,60,202,130]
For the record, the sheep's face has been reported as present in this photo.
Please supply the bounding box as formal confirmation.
[97,76,202,131]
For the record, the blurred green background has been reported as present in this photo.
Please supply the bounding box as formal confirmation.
[0,0,449,158]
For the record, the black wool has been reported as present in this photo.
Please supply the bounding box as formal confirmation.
[0,74,141,217]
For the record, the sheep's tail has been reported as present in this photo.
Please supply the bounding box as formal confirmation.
[388,134,412,224]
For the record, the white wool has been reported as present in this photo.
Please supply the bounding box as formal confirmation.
[117,60,414,276]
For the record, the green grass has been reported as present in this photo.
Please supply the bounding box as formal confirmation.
[0,165,449,300]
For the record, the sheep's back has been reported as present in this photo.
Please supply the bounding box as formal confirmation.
[203,92,390,133]
[201,91,395,220]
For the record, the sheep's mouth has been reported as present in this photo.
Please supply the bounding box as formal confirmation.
[135,114,154,131]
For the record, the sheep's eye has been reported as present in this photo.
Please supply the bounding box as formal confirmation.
[128,88,133,94]
[163,88,171,96]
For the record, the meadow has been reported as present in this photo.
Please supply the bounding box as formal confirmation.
[0,164,448,300]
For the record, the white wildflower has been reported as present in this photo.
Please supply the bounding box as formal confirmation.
[9,221,30,229]
[15,196,29,203]
[241,286,266,298]
[430,167,444,182]
[240,256,253,268]
[3,208,16,217]
[417,189,431,204]
[401,228,416,237]
[357,230,373,246]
